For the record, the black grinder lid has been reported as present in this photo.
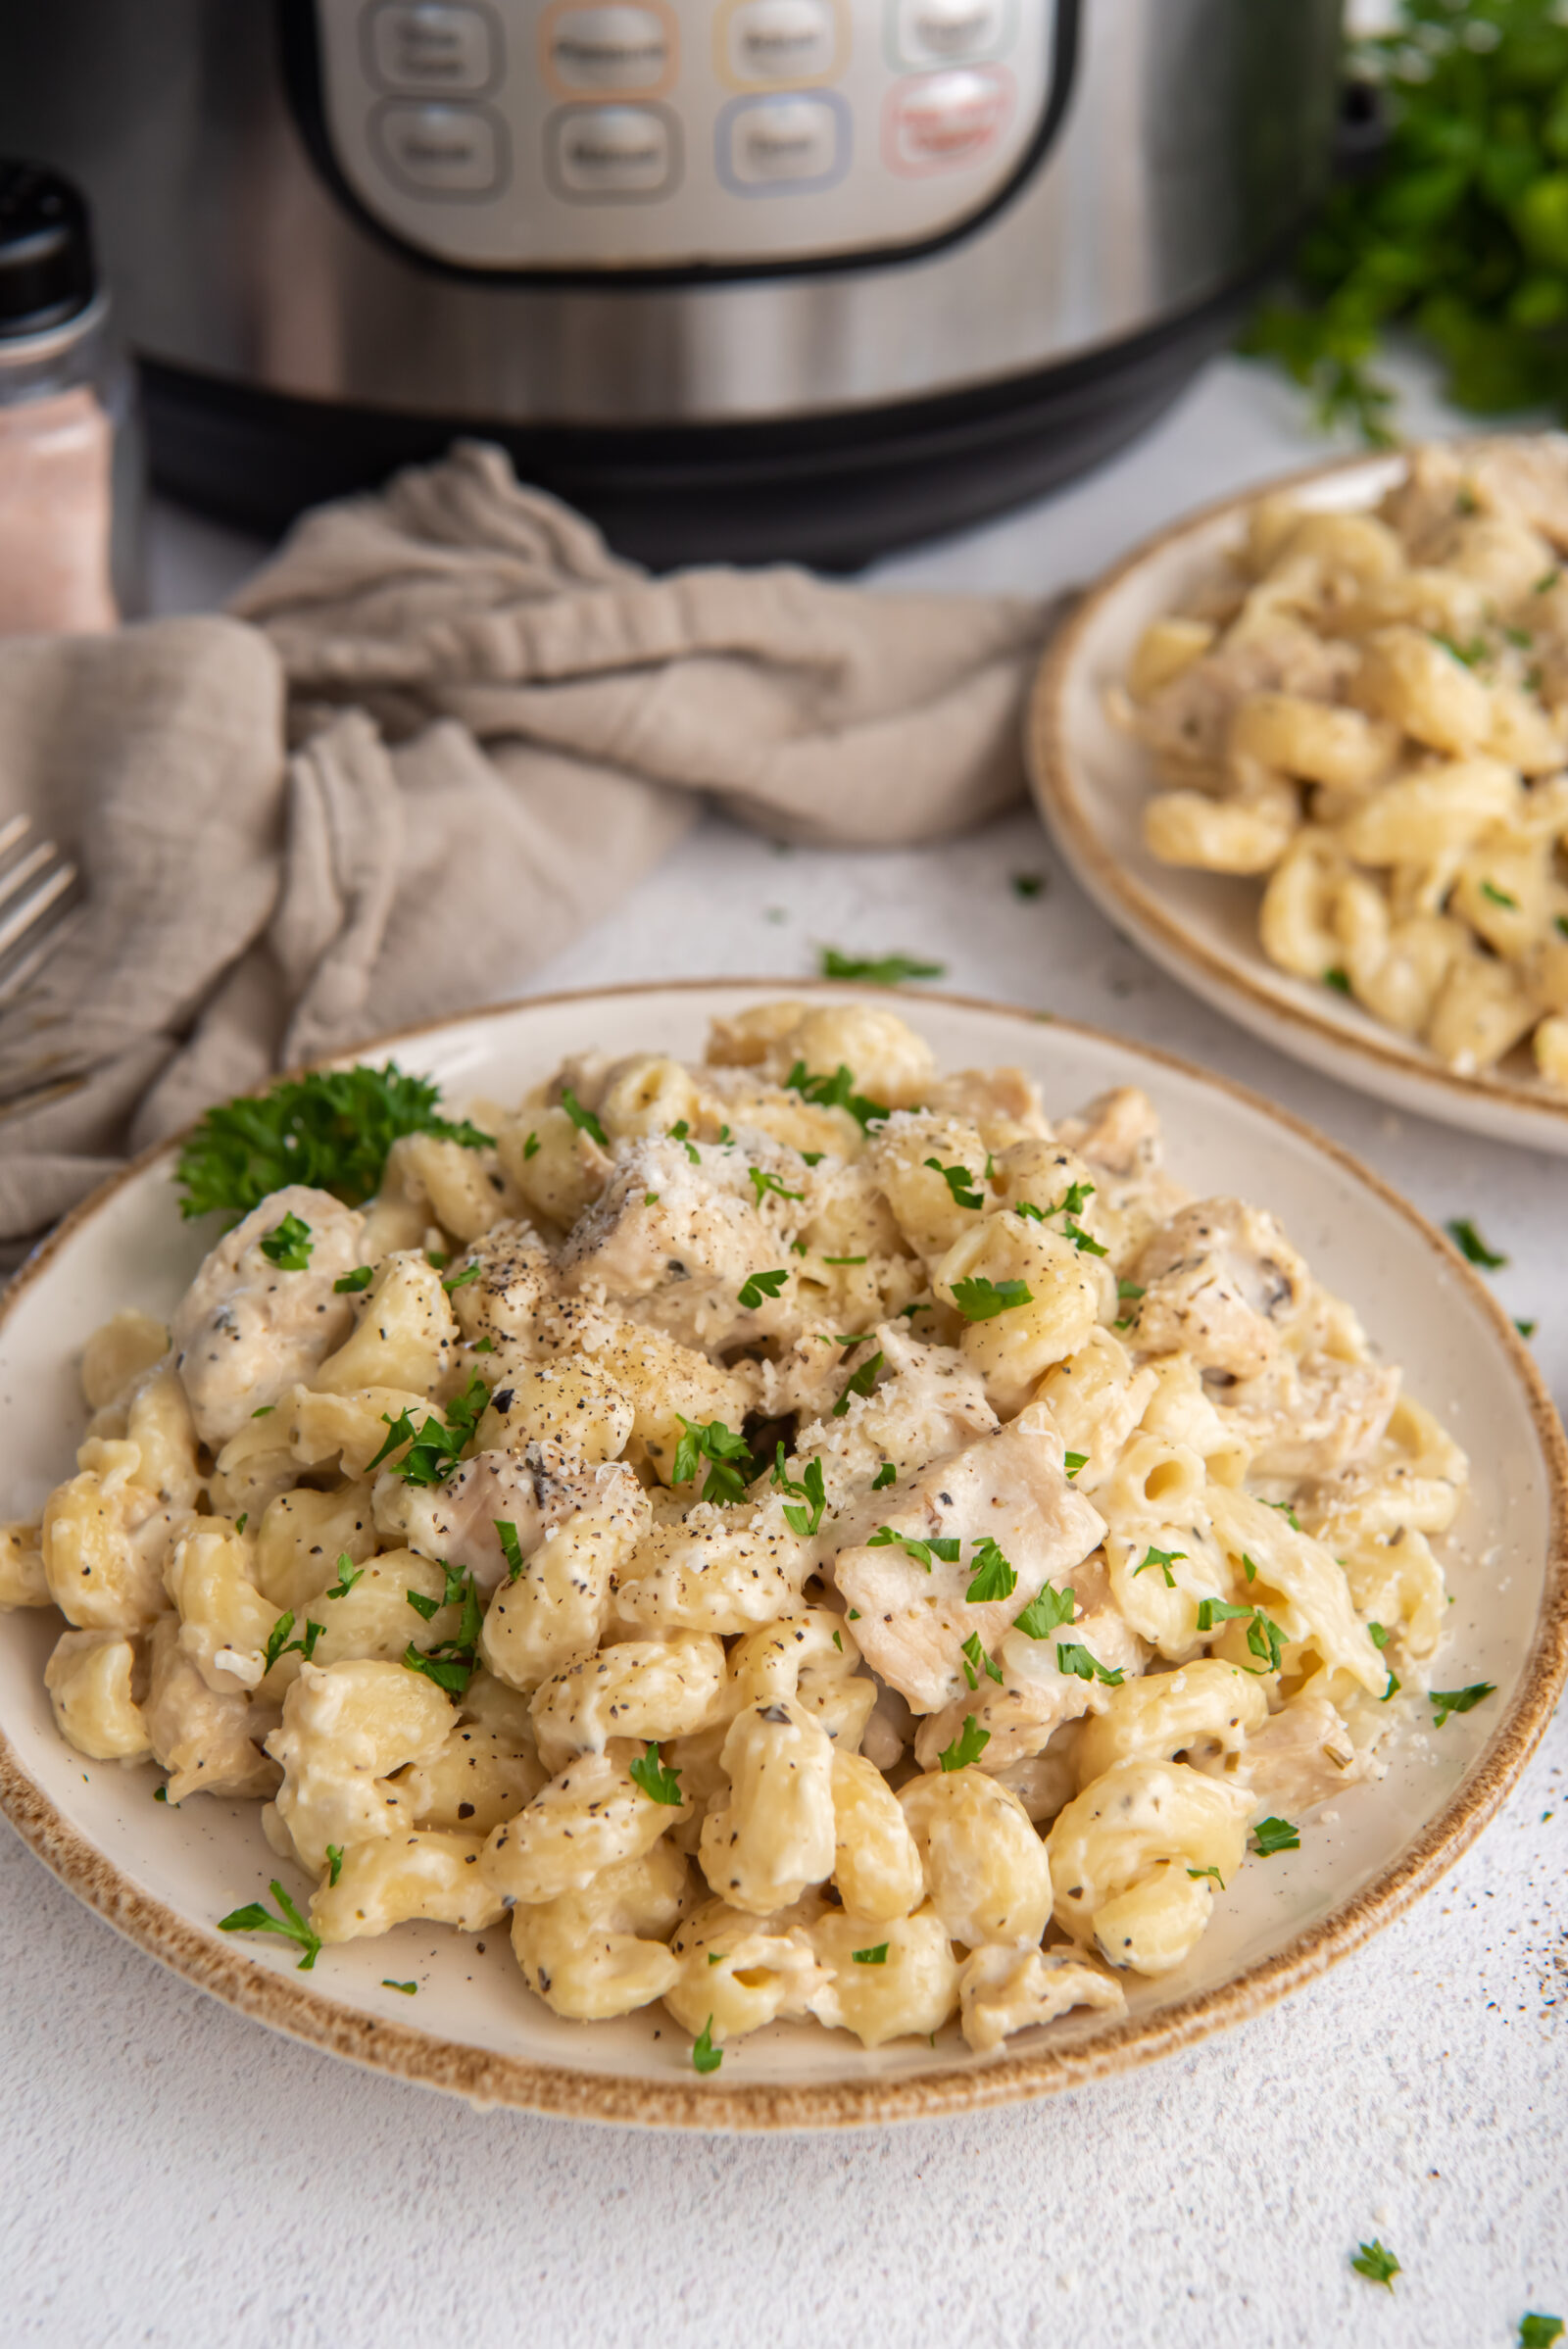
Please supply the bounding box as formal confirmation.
[0,161,96,339]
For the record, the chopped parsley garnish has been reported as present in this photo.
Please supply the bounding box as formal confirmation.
[1056,1640,1124,1687]
[738,1267,790,1310]
[867,1526,960,1571]
[175,1063,492,1221]
[1242,1554,1257,1584]
[964,1536,1016,1604]
[1134,1545,1186,1588]
[784,1060,890,1133]
[938,1716,991,1771]
[367,1373,490,1486]
[1367,1621,1389,1649]
[852,1943,891,1965]
[218,1881,321,1970]
[950,1275,1032,1321]
[1012,874,1045,900]
[1517,1319,1538,1339]
[1013,1580,1075,1639]
[262,1612,323,1673]
[252,1405,274,1418]
[771,1449,827,1540]
[405,1586,441,1623]
[691,2018,723,2075]
[234,1514,248,1535]
[750,1166,805,1206]
[1188,1865,1225,1887]
[442,1261,481,1293]
[1263,1499,1300,1532]
[831,1630,842,1652]
[1244,1613,1288,1675]
[1430,1682,1496,1727]
[1250,1816,1299,1857]
[1537,572,1562,597]
[832,1347,884,1417]
[672,1414,754,1504]
[1383,1671,1400,1702]
[325,1554,363,1599]
[383,1980,417,1995]
[1063,1451,1088,1479]
[1323,966,1352,996]
[923,1156,985,1210]
[1520,2319,1565,2348]
[822,1253,867,1265]
[1117,1279,1145,1303]
[1558,915,1568,942]
[960,1632,1004,1690]
[334,1264,374,1294]
[1433,629,1487,668]
[667,1119,701,1164]
[818,949,946,985]
[325,1845,343,1887]
[1480,879,1519,908]
[401,1566,482,1696]
[153,1786,168,1802]
[560,1087,608,1148]
[1196,1596,1253,1632]
[259,1212,313,1271]
[1447,1217,1507,1270]
[522,1132,540,1159]
[471,1335,495,1352]
[628,1742,685,1806]
[496,1519,524,1584]
[872,1462,897,1490]
[1014,1200,1045,1222]
[1349,2239,1399,2291]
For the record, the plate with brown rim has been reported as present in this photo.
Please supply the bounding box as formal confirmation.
[1027,450,1568,1155]
[0,980,1563,2129]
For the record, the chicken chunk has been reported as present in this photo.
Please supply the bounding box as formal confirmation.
[375,1444,636,1592]
[1128,1199,1310,1381]
[832,1404,1106,1714]
[172,1185,366,1446]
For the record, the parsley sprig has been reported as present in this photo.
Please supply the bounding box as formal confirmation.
[672,1414,754,1504]
[819,949,946,985]
[402,1564,483,1696]
[628,1742,684,1806]
[938,1716,991,1771]
[218,1881,321,1970]
[784,1060,890,1133]
[1350,2239,1399,2292]
[771,1448,827,1539]
[1431,1680,1496,1725]
[367,1374,490,1486]
[924,1156,985,1210]
[175,1064,492,1221]
[964,1537,1017,1604]
[1013,1580,1075,1639]
[259,1212,313,1270]
[867,1525,960,1571]
[950,1275,1033,1321]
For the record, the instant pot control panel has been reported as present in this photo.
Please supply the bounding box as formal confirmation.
[303,0,1068,273]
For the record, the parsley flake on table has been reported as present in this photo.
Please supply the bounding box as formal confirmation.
[218,1881,321,1970]
[334,1264,373,1294]
[324,1554,363,1599]
[960,1632,1003,1689]
[259,1212,313,1271]
[1134,1545,1186,1587]
[367,1373,490,1487]
[1251,1816,1300,1857]
[496,1519,525,1584]
[923,1156,985,1210]
[1011,873,1046,900]
[939,1716,991,1771]
[852,1943,891,1966]
[1430,1681,1496,1726]
[175,1063,492,1221]
[1516,1318,1538,1339]
[691,2018,723,2075]
[1349,2239,1399,2292]
[832,1348,884,1416]
[629,1742,685,1806]
[950,1275,1033,1321]
[1448,1216,1507,1269]
[738,1267,790,1310]
[1056,1640,1125,1687]
[783,1060,891,1133]
[964,1537,1016,1604]
[560,1086,608,1148]
[818,949,946,985]
[672,1414,754,1504]
[1013,1580,1075,1639]
[1520,2318,1565,2348]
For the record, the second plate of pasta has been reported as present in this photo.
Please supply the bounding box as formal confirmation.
[1029,439,1568,1153]
[0,981,1561,2129]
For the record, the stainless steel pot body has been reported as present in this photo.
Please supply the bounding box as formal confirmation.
[0,0,1342,429]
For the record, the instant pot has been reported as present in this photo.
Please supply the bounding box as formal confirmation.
[0,1,1344,565]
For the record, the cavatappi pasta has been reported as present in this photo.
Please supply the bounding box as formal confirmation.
[1119,435,1568,1087]
[4,1003,1472,2063]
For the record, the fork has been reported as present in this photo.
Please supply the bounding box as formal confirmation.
[0,811,81,1010]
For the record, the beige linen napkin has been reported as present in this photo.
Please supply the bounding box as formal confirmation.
[0,440,1054,1253]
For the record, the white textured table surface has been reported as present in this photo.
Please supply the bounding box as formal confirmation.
[9,354,1565,2349]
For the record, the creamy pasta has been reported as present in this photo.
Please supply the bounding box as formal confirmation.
[1120,435,1568,1087]
[4,1002,1473,2063]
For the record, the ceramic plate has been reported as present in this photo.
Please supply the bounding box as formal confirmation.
[1,982,1563,2130]
[1027,451,1568,1154]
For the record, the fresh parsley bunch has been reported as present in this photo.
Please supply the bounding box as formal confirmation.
[1246,0,1568,439]
[175,1063,493,1221]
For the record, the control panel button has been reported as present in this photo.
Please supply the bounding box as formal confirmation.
[546,6,672,91]
[374,101,503,192]
[886,67,1012,171]
[894,0,1009,67]
[367,4,497,94]
[727,1,837,82]
[723,94,844,187]
[549,104,677,197]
